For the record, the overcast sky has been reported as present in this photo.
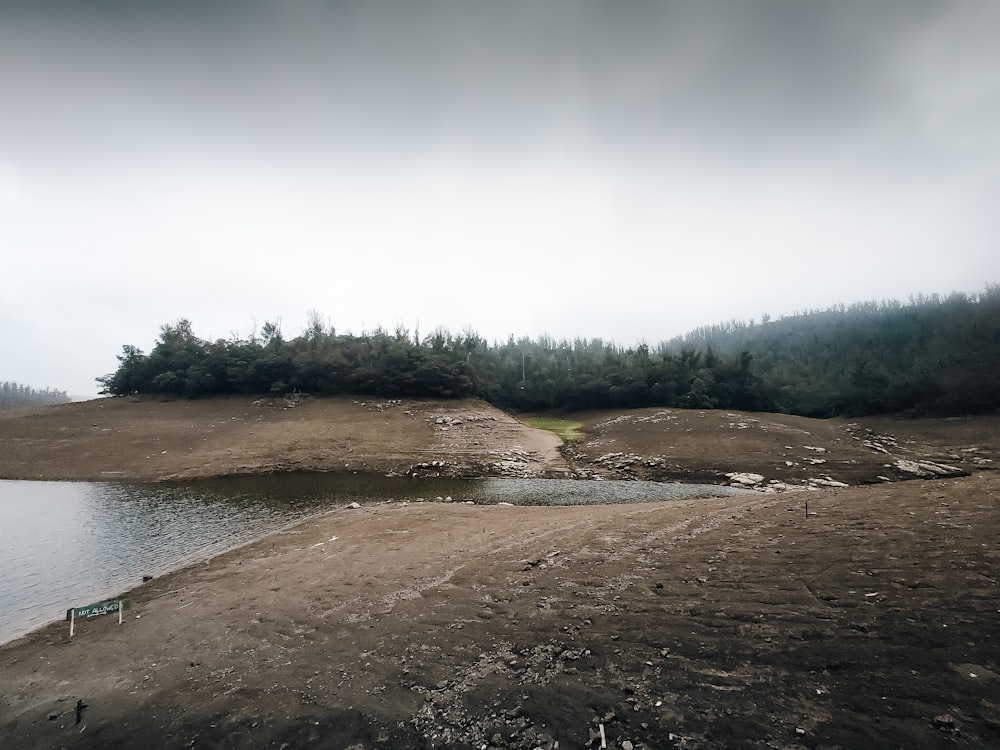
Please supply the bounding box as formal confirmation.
[2,1,998,398]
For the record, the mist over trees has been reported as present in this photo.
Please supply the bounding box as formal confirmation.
[98,287,1000,418]
[0,382,72,409]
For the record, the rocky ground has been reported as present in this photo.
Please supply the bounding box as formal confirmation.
[1,398,998,749]
[558,408,995,489]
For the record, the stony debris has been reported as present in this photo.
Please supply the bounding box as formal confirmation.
[725,472,765,487]
[807,476,849,488]
[489,447,538,478]
[252,393,308,410]
[408,641,593,749]
[431,414,496,428]
[845,423,901,455]
[893,458,965,477]
[410,460,449,477]
[360,399,404,412]
[760,480,813,493]
[933,713,956,731]
[594,410,678,429]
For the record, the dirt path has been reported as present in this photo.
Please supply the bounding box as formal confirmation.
[2,472,999,749]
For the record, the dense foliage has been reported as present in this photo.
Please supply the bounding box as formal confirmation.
[0,381,71,408]
[98,287,1000,417]
[664,286,1000,417]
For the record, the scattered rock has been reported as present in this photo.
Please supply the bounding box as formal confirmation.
[894,459,966,478]
[808,476,849,488]
[726,472,765,487]
[933,713,956,730]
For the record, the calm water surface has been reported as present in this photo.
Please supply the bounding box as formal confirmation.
[0,475,748,644]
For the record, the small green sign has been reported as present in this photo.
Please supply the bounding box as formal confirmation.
[66,598,130,621]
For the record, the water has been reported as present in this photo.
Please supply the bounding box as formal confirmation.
[0,475,749,644]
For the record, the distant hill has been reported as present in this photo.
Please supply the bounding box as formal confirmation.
[97,286,999,418]
[0,381,71,409]
[661,286,1000,417]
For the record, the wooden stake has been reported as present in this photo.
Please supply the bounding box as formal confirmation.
[599,722,606,748]
[69,608,75,638]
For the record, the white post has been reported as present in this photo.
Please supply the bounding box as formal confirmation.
[69,608,75,638]
[118,600,123,625]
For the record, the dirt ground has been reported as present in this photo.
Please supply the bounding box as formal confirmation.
[0,395,567,482]
[1,396,993,486]
[559,407,997,488]
[1,398,998,749]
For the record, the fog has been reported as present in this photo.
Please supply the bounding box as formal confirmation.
[2,1,997,397]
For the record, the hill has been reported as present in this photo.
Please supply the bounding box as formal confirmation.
[1,395,995,486]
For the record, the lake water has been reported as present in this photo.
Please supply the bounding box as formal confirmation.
[0,475,749,645]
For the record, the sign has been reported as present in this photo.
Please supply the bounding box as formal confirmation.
[65,598,130,636]
[66,599,129,620]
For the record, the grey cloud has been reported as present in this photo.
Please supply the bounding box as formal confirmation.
[4,0,997,169]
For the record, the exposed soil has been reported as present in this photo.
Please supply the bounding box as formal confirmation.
[1,397,993,487]
[1,398,998,749]
[0,395,567,482]
[558,408,996,488]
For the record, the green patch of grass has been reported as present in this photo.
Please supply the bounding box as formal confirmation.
[521,417,584,442]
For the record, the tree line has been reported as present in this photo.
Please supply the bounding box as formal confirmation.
[98,286,1000,418]
[0,381,71,408]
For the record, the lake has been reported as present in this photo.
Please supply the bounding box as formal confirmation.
[0,475,750,644]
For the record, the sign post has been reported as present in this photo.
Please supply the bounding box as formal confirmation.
[66,598,130,637]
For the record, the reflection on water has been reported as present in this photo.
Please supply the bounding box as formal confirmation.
[0,474,748,644]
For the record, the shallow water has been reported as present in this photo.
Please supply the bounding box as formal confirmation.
[0,475,748,644]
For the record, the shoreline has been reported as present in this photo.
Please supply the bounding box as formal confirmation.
[0,474,751,647]
[3,473,999,748]
[0,493,362,648]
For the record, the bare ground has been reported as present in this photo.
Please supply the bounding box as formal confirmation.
[1,398,998,749]
[0,395,567,482]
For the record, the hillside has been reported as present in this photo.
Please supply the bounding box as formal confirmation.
[0,395,565,482]
[1,395,996,487]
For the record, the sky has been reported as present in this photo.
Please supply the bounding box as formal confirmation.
[2,1,998,398]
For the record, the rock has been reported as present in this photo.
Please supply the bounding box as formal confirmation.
[726,472,765,486]
[809,477,849,488]
[934,713,956,730]
[895,458,965,477]
[347,502,361,509]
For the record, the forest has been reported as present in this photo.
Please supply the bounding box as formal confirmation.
[0,382,71,409]
[97,286,1000,418]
